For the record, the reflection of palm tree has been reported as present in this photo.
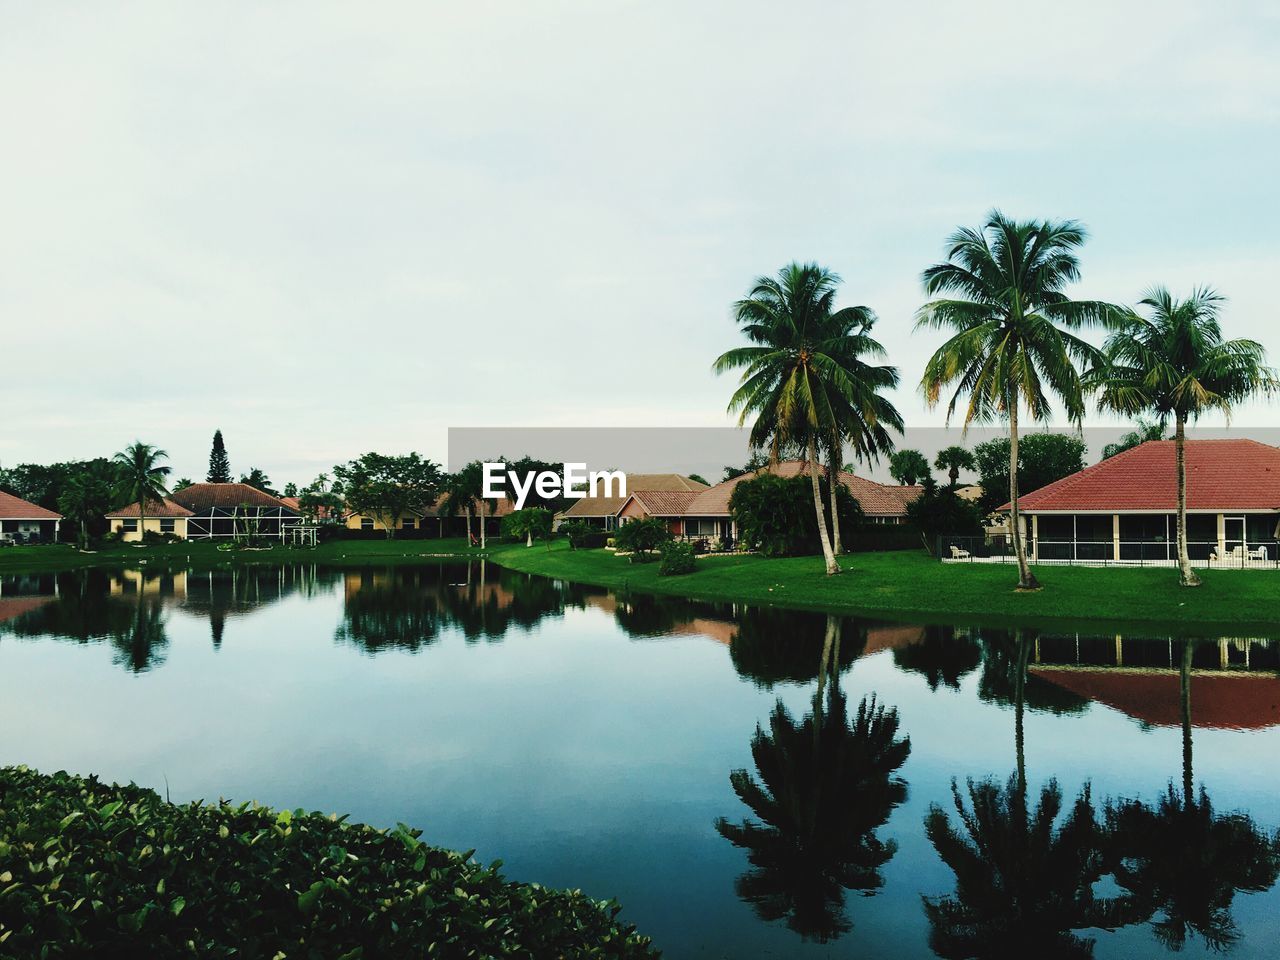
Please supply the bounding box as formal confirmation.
[1104,637,1280,951]
[108,597,169,673]
[716,629,910,942]
[729,608,864,688]
[892,625,981,691]
[924,775,1123,959]
[335,567,442,653]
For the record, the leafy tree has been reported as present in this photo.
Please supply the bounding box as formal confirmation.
[207,429,231,483]
[502,507,553,547]
[283,482,298,498]
[687,473,709,486]
[298,473,344,524]
[916,210,1119,590]
[613,517,671,560]
[889,449,930,485]
[57,468,115,548]
[501,457,570,512]
[972,433,1087,514]
[729,473,864,557]
[906,478,984,555]
[332,453,442,540]
[716,263,901,574]
[172,477,193,492]
[1091,287,1278,586]
[113,442,171,541]
[722,452,772,482]
[1100,417,1167,460]
[934,445,976,488]
[439,463,488,547]
[0,458,115,523]
[891,625,981,692]
[239,468,278,496]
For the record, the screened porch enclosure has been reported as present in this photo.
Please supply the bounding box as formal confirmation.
[185,505,302,539]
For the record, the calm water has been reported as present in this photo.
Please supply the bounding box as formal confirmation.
[3,562,1280,958]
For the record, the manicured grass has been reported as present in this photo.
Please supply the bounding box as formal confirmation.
[485,540,1280,634]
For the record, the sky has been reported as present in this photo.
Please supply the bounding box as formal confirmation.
[3,1,1279,487]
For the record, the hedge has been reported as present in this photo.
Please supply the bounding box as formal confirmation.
[0,766,656,959]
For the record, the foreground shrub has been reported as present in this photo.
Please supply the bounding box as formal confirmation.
[560,520,608,550]
[658,541,696,576]
[0,766,656,958]
[729,473,864,557]
[613,518,671,560]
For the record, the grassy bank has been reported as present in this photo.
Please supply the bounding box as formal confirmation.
[0,765,655,957]
[486,540,1280,633]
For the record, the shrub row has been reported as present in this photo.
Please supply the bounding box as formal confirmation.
[0,766,656,959]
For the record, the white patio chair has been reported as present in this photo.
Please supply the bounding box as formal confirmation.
[949,544,971,559]
[1248,545,1267,561]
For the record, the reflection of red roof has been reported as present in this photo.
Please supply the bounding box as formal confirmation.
[1030,667,1280,730]
[1004,439,1280,513]
[0,491,61,520]
[864,623,926,656]
[0,596,54,624]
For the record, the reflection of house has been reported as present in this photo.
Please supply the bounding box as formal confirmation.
[106,498,194,541]
[1001,440,1280,564]
[559,474,708,531]
[109,569,189,598]
[169,483,302,539]
[1030,633,1280,730]
[0,491,61,542]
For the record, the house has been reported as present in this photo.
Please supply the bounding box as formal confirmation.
[558,474,709,530]
[1001,439,1280,563]
[0,491,61,543]
[106,498,194,541]
[344,495,516,537]
[169,482,302,539]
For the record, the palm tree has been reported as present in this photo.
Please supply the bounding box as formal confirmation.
[112,442,171,541]
[716,263,901,574]
[1092,287,1277,586]
[438,465,482,547]
[1100,416,1167,460]
[934,445,976,489]
[57,468,114,548]
[917,211,1119,590]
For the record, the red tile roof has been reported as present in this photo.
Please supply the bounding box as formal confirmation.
[1004,439,1280,513]
[170,483,298,512]
[106,498,195,519]
[560,474,709,519]
[1031,667,1280,730]
[0,491,61,520]
[684,461,921,518]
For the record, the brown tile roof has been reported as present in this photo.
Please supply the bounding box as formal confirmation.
[107,498,195,519]
[423,494,516,519]
[1001,439,1280,513]
[0,491,61,520]
[625,490,701,517]
[560,474,709,519]
[684,461,921,518]
[170,483,298,512]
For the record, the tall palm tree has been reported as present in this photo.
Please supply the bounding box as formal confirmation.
[917,211,1118,590]
[112,442,171,541]
[438,464,483,547]
[934,445,976,489]
[716,263,901,574]
[1092,287,1277,586]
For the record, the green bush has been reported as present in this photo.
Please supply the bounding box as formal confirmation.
[613,518,671,560]
[658,540,696,576]
[729,473,865,556]
[0,765,656,958]
[560,520,608,550]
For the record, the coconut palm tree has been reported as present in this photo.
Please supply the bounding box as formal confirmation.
[916,211,1119,590]
[438,465,483,547]
[1092,287,1277,586]
[112,442,171,541]
[716,263,901,574]
[934,445,976,489]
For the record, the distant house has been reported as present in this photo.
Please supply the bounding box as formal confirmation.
[169,483,302,539]
[344,495,516,537]
[106,498,194,542]
[0,491,61,543]
[1000,439,1280,563]
[558,474,709,530]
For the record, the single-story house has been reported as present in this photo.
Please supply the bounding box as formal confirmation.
[169,482,302,539]
[106,498,194,541]
[557,474,709,530]
[344,495,516,537]
[1001,439,1280,563]
[0,491,62,543]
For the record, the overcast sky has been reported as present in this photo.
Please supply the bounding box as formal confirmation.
[3,2,1278,486]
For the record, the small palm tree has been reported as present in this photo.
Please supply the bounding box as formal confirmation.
[716,263,901,574]
[917,211,1119,590]
[113,442,171,541]
[57,468,114,548]
[1092,287,1277,586]
[934,445,976,489]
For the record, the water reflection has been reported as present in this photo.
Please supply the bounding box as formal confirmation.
[717,617,911,942]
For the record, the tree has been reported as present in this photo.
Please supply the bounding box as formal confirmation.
[917,210,1118,590]
[332,453,442,540]
[972,433,1087,514]
[1091,287,1277,586]
[438,463,487,548]
[906,478,984,555]
[716,263,901,575]
[239,468,279,496]
[502,507,553,547]
[283,482,298,498]
[298,473,344,524]
[207,430,231,483]
[112,442,171,542]
[57,469,115,548]
[722,452,772,482]
[729,472,864,557]
[934,445,976,488]
[889,449,930,485]
[613,517,671,560]
[687,473,709,486]
[1100,417,1167,460]
[172,477,194,492]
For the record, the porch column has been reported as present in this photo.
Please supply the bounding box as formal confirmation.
[1030,515,1038,560]
[1112,514,1120,561]
[1217,513,1227,558]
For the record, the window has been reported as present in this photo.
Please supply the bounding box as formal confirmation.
[402,518,416,529]
[160,519,175,534]
[121,520,138,532]
[361,517,374,530]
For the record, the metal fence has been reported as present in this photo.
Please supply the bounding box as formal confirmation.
[938,535,1280,569]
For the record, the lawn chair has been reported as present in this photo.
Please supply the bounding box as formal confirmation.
[949,544,972,560]
[1248,545,1268,561]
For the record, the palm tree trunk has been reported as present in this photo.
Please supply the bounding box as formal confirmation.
[464,505,473,545]
[526,528,532,547]
[808,437,839,575]
[479,499,487,549]
[1009,400,1039,590]
[1176,415,1201,587]
[827,435,843,555]
[1181,638,1195,809]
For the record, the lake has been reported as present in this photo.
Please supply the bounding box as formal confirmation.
[2,561,1279,958]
